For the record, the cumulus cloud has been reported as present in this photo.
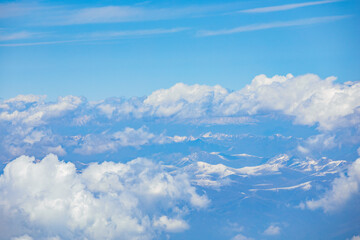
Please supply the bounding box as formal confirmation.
[153,216,189,232]
[221,74,360,130]
[231,233,253,240]
[0,154,208,240]
[305,158,360,212]
[5,94,46,104]
[263,225,281,235]
[118,74,360,130]
[0,95,82,126]
[1,74,359,131]
[144,82,228,118]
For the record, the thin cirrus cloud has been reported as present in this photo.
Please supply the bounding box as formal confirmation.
[0,28,188,47]
[197,15,349,36]
[0,31,37,41]
[84,27,189,39]
[0,3,232,26]
[240,0,342,13]
[54,4,235,25]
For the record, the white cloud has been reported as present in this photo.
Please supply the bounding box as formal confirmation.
[1,74,359,131]
[11,235,33,240]
[0,154,208,239]
[240,0,341,13]
[57,4,228,25]
[0,31,37,41]
[5,94,46,103]
[231,233,253,240]
[0,95,82,126]
[144,82,228,118]
[23,130,46,144]
[198,15,348,36]
[74,127,157,155]
[350,235,360,240]
[263,225,281,235]
[47,145,66,156]
[87,28,188,39]
[222,74,360,130]
[153,216,189,232]
[306,158,360,212]
[1,74,359,162]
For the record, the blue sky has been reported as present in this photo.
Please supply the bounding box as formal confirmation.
[1,0,359,100]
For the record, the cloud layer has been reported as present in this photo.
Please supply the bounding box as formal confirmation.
[0,73,359,162]
[1,74,359,130]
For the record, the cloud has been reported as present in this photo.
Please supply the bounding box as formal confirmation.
[0,28,188,47]
[144,82,229,118]
[263,225,281,235]
[2,74,359,131]
[0,39,90,47]
[231,234,253,240]
[11,235,34,240]
[5,94,46,104]
[87,27,188,38]
[1,73,359,162]
[0,2,231,26]
[56,4,230,25]
[153,216,189,232]
[198,15,348,36]
[305,158,360,212]
[221,74,360,130]
[0,95,82,126]
[74,127,158,155]
[240,0,341,13]
[0,154,208,239]
[0,31,38,41]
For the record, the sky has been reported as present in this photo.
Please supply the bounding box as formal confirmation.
[0,0,359,100]
[0,1,360,240]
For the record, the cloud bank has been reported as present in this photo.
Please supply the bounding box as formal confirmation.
[0,73,359,161]
[1,73,358,130]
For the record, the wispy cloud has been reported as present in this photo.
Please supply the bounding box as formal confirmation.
[0,31,37,41]
[0,39,86,47]
[1,2,238,26]
[86,27,188,38]
[197,15,348,37]
[50,4,233,25]
[240,0,342,13]
[0,28,188,47]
